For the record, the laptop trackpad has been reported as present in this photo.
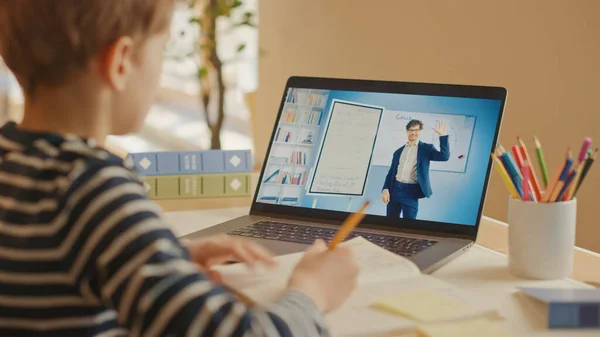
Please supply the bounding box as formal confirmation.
[251,237,310,256]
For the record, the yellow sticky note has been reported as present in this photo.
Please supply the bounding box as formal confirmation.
[372,290,466,322]
[417,318,513,337]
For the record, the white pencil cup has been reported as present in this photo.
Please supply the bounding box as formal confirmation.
[508,197,577,280]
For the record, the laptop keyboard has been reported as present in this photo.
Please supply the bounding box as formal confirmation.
[228,220,438,258]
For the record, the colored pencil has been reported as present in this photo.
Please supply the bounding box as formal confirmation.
[549,149,574,202]
[542,163,564,202]
[521,163,532,201]
[557,170,577,202]
[565,137,593,200]
[573,148,598,197]
[534,136,550,188]
[518,137,543,201]
[328,201,370,249]
[499,146,523,181]
[512,145,525,169]
[492,153,521,200]
[498,150,523,197]
[513,144,537,201]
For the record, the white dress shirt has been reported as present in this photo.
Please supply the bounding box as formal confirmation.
[396,141,419,183]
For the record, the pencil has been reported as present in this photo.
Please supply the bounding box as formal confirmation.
[565,164,584,201]
[512,145,525,169]
[521,163,532,201]
[542,163,564,202]
[328,201,370,249]
[492,153,521,200]
[518,137,543,201]
[499,152,523,197]
[565,137,593,200]
[549,149,574,202]
[573,148,598,197]
[557,170,577,202]
[534,136,550,188]
[513,143,537,201]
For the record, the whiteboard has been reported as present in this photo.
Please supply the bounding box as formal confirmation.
[308,100,384,196]
[371,110,477,173]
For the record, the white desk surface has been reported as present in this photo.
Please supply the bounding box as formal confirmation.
[164,208,597,337]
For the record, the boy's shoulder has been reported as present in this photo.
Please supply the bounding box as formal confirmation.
[60,138,141,186]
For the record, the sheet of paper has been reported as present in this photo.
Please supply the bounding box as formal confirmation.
[373,290,467,323]
[325,276,451,337]
[214,236,422,304]
[327,307,414,337]
[369,276,501,324]
[417,318,513,337]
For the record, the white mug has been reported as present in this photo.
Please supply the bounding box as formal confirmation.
[508,197,577,280]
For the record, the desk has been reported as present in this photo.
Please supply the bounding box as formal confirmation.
[163,207,599,336]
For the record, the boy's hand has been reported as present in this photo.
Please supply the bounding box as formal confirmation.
[288,240,359,313]
[183,234,276,270]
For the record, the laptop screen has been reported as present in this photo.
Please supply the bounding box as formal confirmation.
[256,86,504,228]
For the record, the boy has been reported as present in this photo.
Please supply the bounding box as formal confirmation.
[0,1,358,336]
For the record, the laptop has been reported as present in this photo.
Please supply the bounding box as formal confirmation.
[184,77,507,273]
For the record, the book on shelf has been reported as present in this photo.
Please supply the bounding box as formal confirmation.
[142,173,250,200]
[258,196,279,204]
[286,88,297,104]
[307,94,327,107]
[303,110,322,125]
[275,128,293,143]
[291,151,309,165]
[282,110,296,123]
[263,169,280,183]
[274,169,306,186]
[278,171,291,185]
[280,197,299,205]
[128,150,252,176]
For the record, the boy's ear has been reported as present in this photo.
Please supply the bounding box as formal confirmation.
[101,36,135,91]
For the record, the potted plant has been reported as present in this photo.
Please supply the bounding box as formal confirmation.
[183,0,257,149]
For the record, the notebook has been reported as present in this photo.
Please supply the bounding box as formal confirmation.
[213,237,501,337]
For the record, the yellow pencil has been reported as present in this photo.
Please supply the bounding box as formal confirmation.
[328,201,371,249]
[491,153,520,199]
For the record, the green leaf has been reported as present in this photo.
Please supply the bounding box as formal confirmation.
[233,20,256,28]
[236,44,246,53]
[232,0,243,8]
[216,0,232,17]
[198,67,209,78]
[189,17,203,25]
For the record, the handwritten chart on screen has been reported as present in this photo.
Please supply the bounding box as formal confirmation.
[371,110,477,173]
[308,100,384,196]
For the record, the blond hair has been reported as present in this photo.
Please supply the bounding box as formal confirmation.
[0,0,173,96]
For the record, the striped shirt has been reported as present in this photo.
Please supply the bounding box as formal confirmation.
[0,122,327,337]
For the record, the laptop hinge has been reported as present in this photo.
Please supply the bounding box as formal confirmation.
[249,209,476,241]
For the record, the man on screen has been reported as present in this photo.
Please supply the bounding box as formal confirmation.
[381,119,450,219]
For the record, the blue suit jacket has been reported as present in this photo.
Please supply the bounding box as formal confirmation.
[382,135,450,198]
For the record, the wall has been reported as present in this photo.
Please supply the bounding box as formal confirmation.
[256,0,600,251]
